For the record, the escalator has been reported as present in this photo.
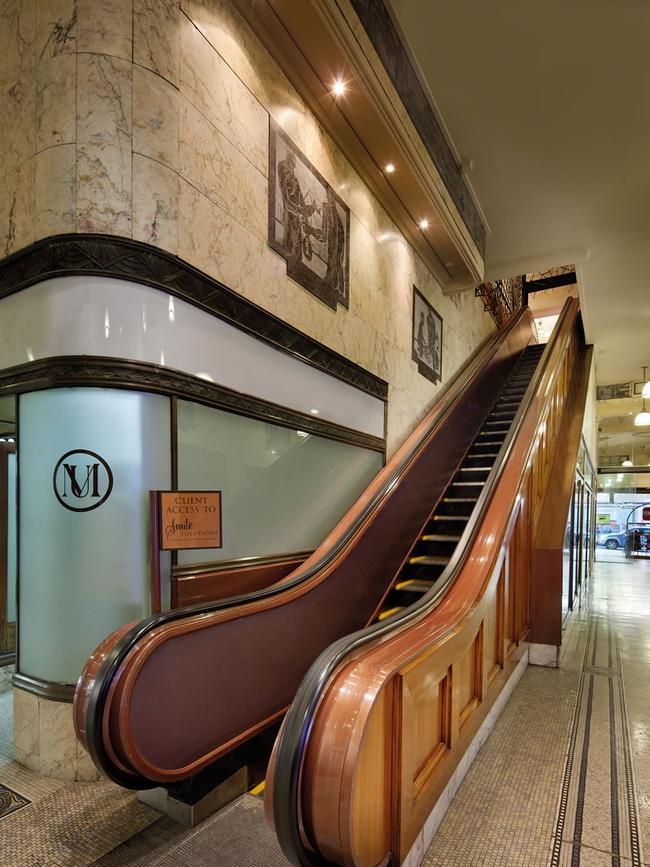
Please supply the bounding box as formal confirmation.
[266,298,588,867]
[375,343,544,623]
[73,305,543,793]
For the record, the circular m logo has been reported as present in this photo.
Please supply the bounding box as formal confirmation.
[53,450,114,512]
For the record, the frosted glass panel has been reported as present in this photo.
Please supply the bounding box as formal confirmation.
[177,401,382,565]
[0,276,385,437]
[19,388,170,683]
[7,452,16,623]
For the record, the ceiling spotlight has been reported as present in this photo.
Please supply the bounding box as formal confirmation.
[331,78,346,97]
[384,163,395,174]
[419,219,430,230]
[310,408,320,415]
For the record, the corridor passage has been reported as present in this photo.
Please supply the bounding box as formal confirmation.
[425,555,650,866]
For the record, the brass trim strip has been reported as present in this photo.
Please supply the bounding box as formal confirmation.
[0,356,385,453]
[12,672,75,703]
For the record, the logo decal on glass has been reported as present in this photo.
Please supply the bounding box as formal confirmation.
[53,450,114,512]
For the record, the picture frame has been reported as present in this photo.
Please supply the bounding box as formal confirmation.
[412,286,443,384]
[268,119,350,311]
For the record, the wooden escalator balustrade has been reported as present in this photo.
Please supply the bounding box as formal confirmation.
[73,306,536,790]
[268,298,586,867]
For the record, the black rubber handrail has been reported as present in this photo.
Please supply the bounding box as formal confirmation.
[270,299,578,867]
[81,308,530,788]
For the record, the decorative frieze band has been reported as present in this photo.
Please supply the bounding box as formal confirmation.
[0,234,388,401]
[0,356,385,453]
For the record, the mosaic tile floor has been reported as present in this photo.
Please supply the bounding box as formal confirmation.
[423,555,650,867]
[2,556,650,866]
[0,665,159,866]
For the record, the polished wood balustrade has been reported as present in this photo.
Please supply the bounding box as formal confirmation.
[270,299,584,867]
[74,309,536,789]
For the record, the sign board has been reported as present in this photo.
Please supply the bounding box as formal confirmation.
[596,514,611,524]
[159,491,222,550]
[643,506,650,522]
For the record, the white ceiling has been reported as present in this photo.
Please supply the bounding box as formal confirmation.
[389,0,650,386]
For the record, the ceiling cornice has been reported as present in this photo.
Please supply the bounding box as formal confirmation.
[232,0,485,292]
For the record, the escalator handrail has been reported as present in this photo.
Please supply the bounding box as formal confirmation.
[78,308,529,787]
[270,298,579,867]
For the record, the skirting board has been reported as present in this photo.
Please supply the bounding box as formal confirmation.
[401,646,530,867]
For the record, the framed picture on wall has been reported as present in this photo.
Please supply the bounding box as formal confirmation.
[412,286,443,384]
[268,119,350,311]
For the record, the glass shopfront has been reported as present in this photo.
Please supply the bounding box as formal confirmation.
[596,470,650,564]
[0,395,16,664]
[562,438,596,617]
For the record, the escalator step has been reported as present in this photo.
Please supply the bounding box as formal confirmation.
[378,606,404,621]
[395,578,435,592]
[443,497,476,503]
[422,533,461,542]
[453,480,485,487]
[432,514,469,522]
[458,466,491,473]
[409,555,450,566]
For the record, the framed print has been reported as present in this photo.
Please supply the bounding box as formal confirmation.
[412,286,443,384]
[268,119,350,311]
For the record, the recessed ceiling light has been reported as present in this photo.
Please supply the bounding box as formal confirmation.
[419,219,429,230]
[310,408,320,415]
[332,78,346,97]
[384,163,395,174]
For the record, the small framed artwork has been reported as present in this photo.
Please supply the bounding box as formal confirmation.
[268,119,350,311]
[412,286,443,384]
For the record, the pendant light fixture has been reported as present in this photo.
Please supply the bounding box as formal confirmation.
[643,369,650,398]
[635,366,650,426]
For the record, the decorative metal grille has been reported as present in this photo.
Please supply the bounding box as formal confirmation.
[475,275,524,327]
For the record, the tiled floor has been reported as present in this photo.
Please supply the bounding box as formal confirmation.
[0,666,159,866]
[424,554,650,867]
[1,555,650,866]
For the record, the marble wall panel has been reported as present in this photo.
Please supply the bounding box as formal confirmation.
[179,99,266,239]
[133,65,180,170]
[39,698,77,781]
[179,14,267,173]
[35,144,76,236]
[1,76,35,177]
[12,687,39,770]
[76,0,133,61]
[134,0,180,86]
[77,54,132,234]
[0,159,35,257]
[76,143,132,234]
[35,0,77,62]
[35,54,76,151]
[133,154,180,252]
[0,0,36,89]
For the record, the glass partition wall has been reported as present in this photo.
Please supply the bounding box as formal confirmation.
[562,437,596,618]
[0,395,16,665]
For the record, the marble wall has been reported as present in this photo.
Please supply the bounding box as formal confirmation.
[0,0,494,454]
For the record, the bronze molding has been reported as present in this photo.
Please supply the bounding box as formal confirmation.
[0,356,385,452]
[13,672,75,703]
[0,233,387,401]
[172,550,313,579]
